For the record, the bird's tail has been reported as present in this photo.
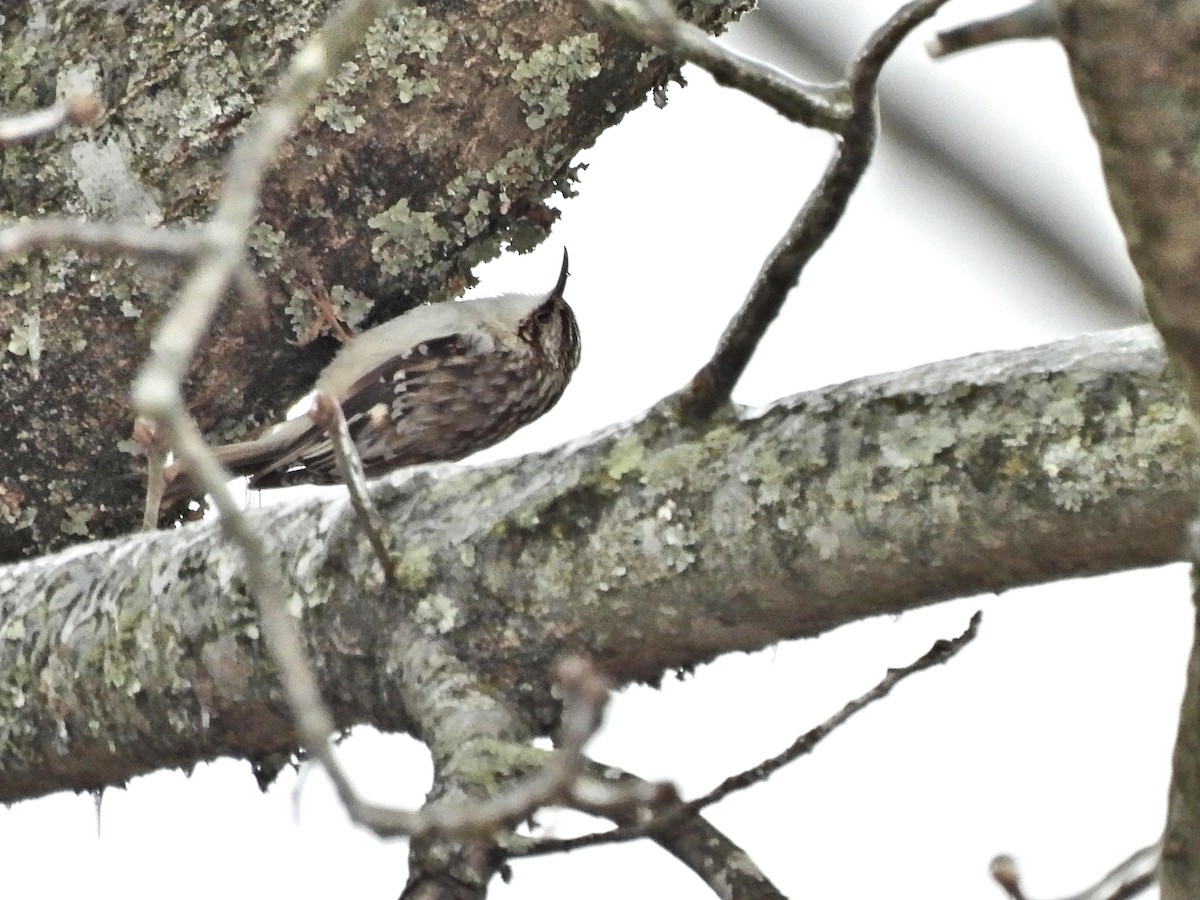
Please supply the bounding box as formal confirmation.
[160,418,313,506]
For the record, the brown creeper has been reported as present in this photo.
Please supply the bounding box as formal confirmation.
[164,250,579,501]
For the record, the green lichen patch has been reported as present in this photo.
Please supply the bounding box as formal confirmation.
[506,33,602,130]
[368,197,451,278]
[363,5,447,106]
[415,591,461,634]
[6,312,42,380]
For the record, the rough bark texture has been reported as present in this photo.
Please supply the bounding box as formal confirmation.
[0,325,1190,803]
[1057,5,1200,896]
[1058,1,1200,403]
[1167,604,1200,900]
[0,0,749,561]
[5,1,1200,895]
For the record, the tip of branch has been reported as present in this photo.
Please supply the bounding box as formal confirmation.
[925,34,951,59]
[989,855,1025,899]
[926,1,1057,60]
[64,93,103,126]
[309,391,338,428]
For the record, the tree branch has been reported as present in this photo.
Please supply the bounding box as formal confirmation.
[578,0,848,130]
[1050,8,1200,895]
[0,92,100,145]
[516,611,980,857]
[927,1,1057,59]
[991,843,1159,900]
[677,0,953,419]
[580,0,954,423]
[567,764,788,900]
[0,325,1189,802]
[1058,2,1200,408]
[0,219,204,262]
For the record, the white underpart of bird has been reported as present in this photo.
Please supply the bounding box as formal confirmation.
[162,250,579,502]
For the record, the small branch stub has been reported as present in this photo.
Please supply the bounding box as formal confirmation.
[990,843,1159,900]
[927,1,1056,59]
[0,93,101,145]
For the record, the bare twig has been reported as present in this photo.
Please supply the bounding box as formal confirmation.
[310,391,396,583]
[927,1,1056,59]
[516,611,982,856]
[0,93,101,145]
[132,418,169,530]
[127,0,401,836]
[578,0,847,130]
[667,0,954,420]
[564,763,787,900]
[685,610,980,812]
[118,0,585,847]
[991,843,1159,900]
[0,219,203,263]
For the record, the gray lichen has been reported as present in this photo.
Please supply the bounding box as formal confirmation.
[0,328,1194,798]
[368,197,452,278]
[6,312,42,380]
[507,33,602,130]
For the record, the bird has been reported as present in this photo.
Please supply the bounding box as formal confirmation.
[161,249,579,504]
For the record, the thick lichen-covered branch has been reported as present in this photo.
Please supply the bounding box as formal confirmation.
[0,325,1190,802]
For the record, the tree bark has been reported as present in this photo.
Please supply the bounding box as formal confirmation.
[0,325,1189,803]
[8,0,1200,894]
[0,0,748,561]
[1057,4,1200,895]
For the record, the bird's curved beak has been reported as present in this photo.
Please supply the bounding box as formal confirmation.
[552,247,570,300]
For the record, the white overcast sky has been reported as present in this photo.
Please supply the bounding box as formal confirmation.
[1,2,1186,898]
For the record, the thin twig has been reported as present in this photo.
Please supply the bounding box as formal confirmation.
[516,610,983,857]
[562,763,787,900]
[0,219,204,263]
[310,391,396,584]
[991,842,1159,900]
[680,115,876,420]
[927,1,1057,59]
[132,418,169,530]
[578,0,848,130]
[674,0,954,420]
[129,0,398,833]
[566,767,679,818]
[0,93,101,145]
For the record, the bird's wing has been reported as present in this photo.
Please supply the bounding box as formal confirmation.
[247,332,487,488]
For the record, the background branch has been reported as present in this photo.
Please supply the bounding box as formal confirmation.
[677,0,952,419]
[1049,5,1200,897]
[927,1,1057,59]
[516,610,980,857]
[0,92,100,145]
[566,763,788,900]
[991,843,1159,900]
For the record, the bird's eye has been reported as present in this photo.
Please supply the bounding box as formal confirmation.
[534,304,555,326]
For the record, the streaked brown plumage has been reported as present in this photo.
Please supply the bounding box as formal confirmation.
[163,250,579,502]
